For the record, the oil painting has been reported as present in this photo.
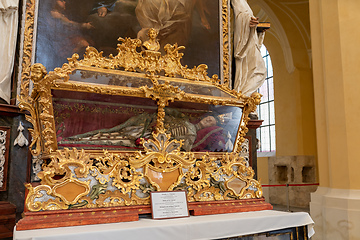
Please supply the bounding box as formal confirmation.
[34,0,225,77]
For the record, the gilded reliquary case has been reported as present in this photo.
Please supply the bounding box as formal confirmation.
[18,38,264,212]
[17,0,266,215]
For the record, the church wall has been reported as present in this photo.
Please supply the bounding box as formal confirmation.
[251,0,318,209]
[310,0,360,238]
[253,0,317,158]
[267,36,299,156]
[257,157,269,184]
[309,0,360,190]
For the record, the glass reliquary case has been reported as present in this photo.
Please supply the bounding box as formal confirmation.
[17,35,271,230]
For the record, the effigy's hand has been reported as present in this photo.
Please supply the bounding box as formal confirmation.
[81,22,94,29]
[250,16,259,27]
[97,7,108,17]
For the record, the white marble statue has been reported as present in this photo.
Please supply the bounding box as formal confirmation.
[231,0,266,97]
[0,0,18,103]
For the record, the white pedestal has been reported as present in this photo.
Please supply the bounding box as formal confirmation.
[310,187,360,240]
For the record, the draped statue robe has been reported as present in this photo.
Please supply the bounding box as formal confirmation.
[0,0,18,103]
[231,0,266,97]
[135,0,194,46]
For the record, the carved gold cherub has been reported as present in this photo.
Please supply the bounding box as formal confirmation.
[30,63,47,99]
[30,63,47,83]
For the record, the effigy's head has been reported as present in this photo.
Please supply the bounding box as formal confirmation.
[199,115,217,129]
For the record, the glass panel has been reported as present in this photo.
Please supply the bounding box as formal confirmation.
[52,89,158,151]
[69,69,152,88]
[166,102,243,152]
[53,90,243,153]
[270,101,275,125]
[263,56,268,78]
[259,81,268,102]
[256,128,261,151]
[267,56,273,77]
[158,79,233,98]
[258,45,276,153]
[268,77,274,100]
[270,125,276,151]
[261,127,270,152]
[261,45,267,57]
[260,103,269,126]
[68,69,235,98]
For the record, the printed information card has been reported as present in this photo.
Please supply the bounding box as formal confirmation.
[150,191,189,219]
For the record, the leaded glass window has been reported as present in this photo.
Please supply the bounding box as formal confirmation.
[257,45,275,153]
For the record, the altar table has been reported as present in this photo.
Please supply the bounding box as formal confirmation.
[13,210,314,240]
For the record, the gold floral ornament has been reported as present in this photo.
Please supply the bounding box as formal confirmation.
[220,152,263,199]
[38,148,92,186]
[183,154,220,201]
[233,92,262,152]
[25,184,68,212]
[25,148,93,211]
[91,151,143,194]
[130,130,196,191]
[19,0,37,98]
[51,29,221,84]
[184,152,264,202]
[141,75,185,131]
[116,37,144,72]
[185,156,214,191]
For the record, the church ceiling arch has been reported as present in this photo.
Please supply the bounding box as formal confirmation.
[249,0,311,73]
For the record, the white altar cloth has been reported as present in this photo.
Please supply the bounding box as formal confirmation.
[13,210,314,240]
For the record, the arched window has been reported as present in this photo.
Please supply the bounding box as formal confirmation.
[257,45,275,154]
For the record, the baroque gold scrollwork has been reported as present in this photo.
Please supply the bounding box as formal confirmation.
[24,138,264,211]
[38,148,92,189]
[25,183,68,211]
[18,63,58,155]
[52,35,223,84]
[220,152,262,199]
[130,130,196,191]
[185,161,211,191]
[141,76,185,131]
[92,151,143,194]
[233,92,262,153]
[222,0,230,86]
[19,0,36,98]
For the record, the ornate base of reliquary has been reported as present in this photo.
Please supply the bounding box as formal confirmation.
[17,199,271,230]
[16,131,272,231]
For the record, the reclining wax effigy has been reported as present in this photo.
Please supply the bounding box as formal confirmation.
[16,29,271,230]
